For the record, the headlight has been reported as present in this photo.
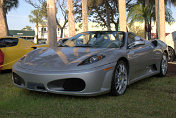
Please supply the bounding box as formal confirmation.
[78,55,105,66]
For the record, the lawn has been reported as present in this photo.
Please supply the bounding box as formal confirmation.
[0,72,176,118]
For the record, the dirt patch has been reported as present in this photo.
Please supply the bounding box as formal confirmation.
[167,62,176,76]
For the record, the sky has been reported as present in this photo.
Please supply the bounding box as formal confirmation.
[6,0,176,30]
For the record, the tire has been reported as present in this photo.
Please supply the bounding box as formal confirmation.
[168,47,175,62]
[111,60,128,96]
[158,53,168,77]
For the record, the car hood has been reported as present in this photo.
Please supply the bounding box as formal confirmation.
[16,47,117,72]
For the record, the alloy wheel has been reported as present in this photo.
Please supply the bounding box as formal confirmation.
[114,63,128,95]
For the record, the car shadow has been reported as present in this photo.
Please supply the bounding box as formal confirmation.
[0,69,12,74]
[22,89,110,99]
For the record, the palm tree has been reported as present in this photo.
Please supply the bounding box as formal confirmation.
[47,0,57,48]
[67,0,76,37]
[29,9,44,44]
[0,0,19,37]
[155,0,176,39]
[127,0,175,40]
[82,0,88,32]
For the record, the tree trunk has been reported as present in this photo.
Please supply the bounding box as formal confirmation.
[47,0,57,48]
[115,20,119,31]
[105,0,111,31]
[144,0,149,40]
[144,20,148,40]
[145,0,150,6]
[155,0,159,39]
[60,28,64,38]
[118,0,127,32]
[37,25,39,42]
[67,0,76,37]
[0,0,8,37]
[158,0,166,42]
[148,21,151,40]
[82,0,88,32]
[34,25,39,44]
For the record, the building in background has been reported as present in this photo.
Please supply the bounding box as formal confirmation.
[35,21,68,42]
[34,21,176,43]
[8,30,35,41]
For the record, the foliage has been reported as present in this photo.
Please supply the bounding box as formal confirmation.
[127,0,175,40]
[74,0,134,31]
[25,0,77,38]
[3,0,19,14]
[166,0,176,5]
[0,0,19,36]
[21,26,33,31]
[128,24,145,38]
[29,9,44,25]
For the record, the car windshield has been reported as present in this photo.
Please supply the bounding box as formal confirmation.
[64,31,124,48]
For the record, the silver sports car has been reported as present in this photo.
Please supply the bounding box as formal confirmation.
[12,31,168,96]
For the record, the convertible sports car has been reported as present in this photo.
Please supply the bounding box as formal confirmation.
[12,31,168,96]
[0,37,48,70]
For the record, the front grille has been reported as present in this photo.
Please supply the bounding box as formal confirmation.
[13,73,25,86]
[47,78,85,92]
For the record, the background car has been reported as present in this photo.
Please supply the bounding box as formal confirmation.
[0,37,48,70]
[57,38,69,46]
[165,31,176,62]
[12,31,168,96]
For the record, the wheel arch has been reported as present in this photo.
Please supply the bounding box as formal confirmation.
[168,46,175,55]
[164,49,169,58]
[117,57,129,74]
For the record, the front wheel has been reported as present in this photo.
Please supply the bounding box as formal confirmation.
[158,53,168,77]
[111,60,128,96]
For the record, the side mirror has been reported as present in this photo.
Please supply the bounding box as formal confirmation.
[128,40,145,49]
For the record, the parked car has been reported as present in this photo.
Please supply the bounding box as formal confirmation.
[0,37,48,70]
[12,31,168,96]
[0,49,4,71]
[57,38,69,46]
[165,31,176,62]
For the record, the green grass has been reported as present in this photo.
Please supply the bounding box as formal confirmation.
[0,73,176,118]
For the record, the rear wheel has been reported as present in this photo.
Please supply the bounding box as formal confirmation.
[158,53,168,77]
[168,46,175,62]
[111,60,128,96]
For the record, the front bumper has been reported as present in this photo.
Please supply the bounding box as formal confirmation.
[12,63,116,96]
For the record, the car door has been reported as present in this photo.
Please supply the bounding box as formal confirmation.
[127,33,153,80]
[2,38,20,69]
[18,38,34,55]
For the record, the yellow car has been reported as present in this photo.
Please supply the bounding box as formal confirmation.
[0,37,48,70]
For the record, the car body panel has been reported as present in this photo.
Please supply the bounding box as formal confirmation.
[0,37,48,70]
[12,31,168,96]
[165,31,176,54]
